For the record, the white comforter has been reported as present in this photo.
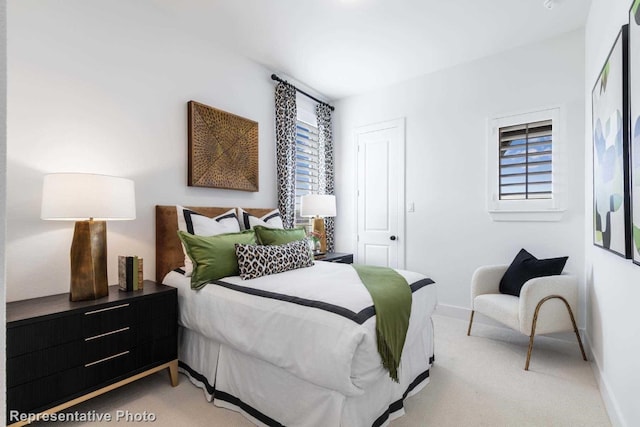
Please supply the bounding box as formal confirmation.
[163,261,436,396]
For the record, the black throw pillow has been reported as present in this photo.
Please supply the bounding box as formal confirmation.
[499,249,568,297]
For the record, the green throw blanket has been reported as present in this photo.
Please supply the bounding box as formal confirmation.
[352,264,412,382]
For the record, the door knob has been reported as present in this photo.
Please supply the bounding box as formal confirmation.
[390,235,397,241]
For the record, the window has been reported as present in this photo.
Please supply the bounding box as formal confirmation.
[295,94,321,226]
[295,118,319,225]
[487,107,565,221]
[499,120,553,200]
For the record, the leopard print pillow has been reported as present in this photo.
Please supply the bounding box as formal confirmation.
[235,239,314,280]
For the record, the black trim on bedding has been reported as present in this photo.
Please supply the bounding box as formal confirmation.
[181,353,433,427]
[174,268,186,275]
[180,360,282,426]
[405,368,431,397]
[183,357,434,427]
[212,277,435,325]
[184,208,237,234]
[241,210,280,230]
[215,390,284,427]
[178,361,215,396]
[242,212,251,230]
[263,211,281,222]
[183,209,198,234]
[410,278,436,292]
[372,366,432,427]
[216,212,238,221]
[212,280,371,323]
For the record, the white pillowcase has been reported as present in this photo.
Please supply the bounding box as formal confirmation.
[176,206,240,276]
[237,208,284,230]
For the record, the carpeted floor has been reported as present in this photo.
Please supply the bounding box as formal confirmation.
[34,314,611,426]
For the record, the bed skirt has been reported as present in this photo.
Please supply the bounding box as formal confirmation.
[177,319,434,427]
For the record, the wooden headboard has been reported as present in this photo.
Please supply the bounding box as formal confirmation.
[155,205,276,283]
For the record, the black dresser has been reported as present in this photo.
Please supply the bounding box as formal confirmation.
[6,282,178,426]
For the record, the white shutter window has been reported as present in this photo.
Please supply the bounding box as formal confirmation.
[499,119,553,200]
[487,107,565,222]
[295,119,320,225]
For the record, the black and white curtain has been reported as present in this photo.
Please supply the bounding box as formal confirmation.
[316,104,335,252]
[274,82,297,228]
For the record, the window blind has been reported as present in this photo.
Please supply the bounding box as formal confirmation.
[295,119,319,225]
[499,119,552,200]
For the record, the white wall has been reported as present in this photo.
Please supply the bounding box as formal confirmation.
[585,1,640,426]
[6,0,277,301]
[1,0,7,421]
[335,30,586,317]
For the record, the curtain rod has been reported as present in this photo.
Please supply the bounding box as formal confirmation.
[271,74,335,111]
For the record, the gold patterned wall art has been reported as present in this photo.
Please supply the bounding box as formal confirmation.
[188,101,259,191]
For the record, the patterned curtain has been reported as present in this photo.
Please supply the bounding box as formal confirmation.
[274,82,298,228]
[316,104,335,252]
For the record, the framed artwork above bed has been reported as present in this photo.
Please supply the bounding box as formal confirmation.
[187,101,259,192]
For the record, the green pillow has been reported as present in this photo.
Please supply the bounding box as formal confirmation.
[253,225,307,245]
[177,230,256,289]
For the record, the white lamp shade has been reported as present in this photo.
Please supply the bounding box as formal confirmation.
[300,194,336,217]
[41,173,136,221]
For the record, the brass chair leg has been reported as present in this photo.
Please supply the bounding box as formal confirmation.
[566,300,588,362]
[525,333,536,371]
[525,295,588,371]
[467,310,475,336]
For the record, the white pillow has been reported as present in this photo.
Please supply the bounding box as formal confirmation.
[237,208,284,230]
[176,206,240,276]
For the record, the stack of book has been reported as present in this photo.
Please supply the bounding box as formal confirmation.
[118,256,144,291]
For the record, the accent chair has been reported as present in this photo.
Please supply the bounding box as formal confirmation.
[467,264,587,370]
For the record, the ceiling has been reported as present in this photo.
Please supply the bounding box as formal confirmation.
[156,0,591,100]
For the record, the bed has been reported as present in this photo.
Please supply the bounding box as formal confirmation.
[156,206,437,427]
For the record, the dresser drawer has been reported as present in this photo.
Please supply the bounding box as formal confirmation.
[82,302,133,338]
[84,326,134,365]
[7,341,83,388]
[139,311,177,341]
[84,348,136,388]
[8,320,135,389]
[7,314,83,358]
[137,334,177,368]
[7,366,85,415]
[137,293,176,322]
[138,293,177,341]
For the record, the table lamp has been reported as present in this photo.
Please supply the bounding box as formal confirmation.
[41,173,136,301]
[300,194,336,253]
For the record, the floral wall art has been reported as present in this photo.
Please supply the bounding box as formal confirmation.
[630,1,640,264]
[592,25,631,258]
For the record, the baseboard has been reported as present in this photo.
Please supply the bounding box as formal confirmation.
[434,303,474,322]
[584,334,626,427]
[434,303,588,344]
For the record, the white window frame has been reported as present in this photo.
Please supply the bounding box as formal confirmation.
[486,107,566,222]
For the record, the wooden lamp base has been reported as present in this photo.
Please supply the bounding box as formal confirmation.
[312,216,327,253]
[70,220,109,301]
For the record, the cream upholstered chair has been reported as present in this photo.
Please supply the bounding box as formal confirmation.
[467,265,587,370]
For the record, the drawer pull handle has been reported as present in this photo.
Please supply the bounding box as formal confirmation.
[84,303,130,315]
[85,351,130,367]
[85,327,130,342]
